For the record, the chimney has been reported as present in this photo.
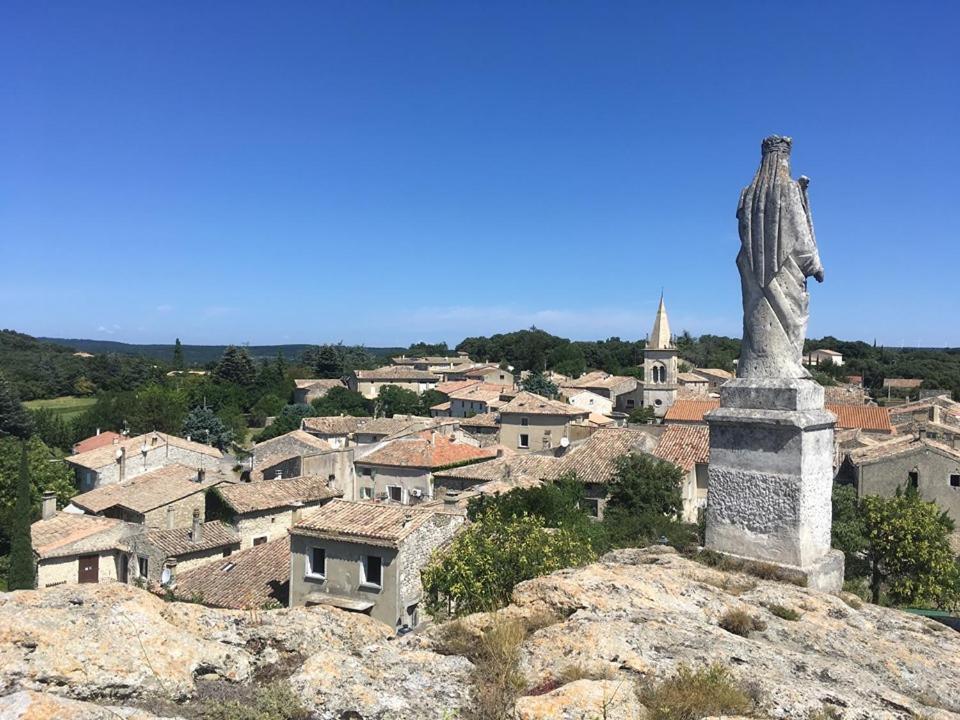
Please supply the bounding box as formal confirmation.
[932,404,942,425]
[41,491,57,520]
[118,446,127,482]
[162,558,177,587]
[291,501,304,524]
[186,434,191,442]
[96,428,101,437]
[403,511,414,527]
[496,448,504,458]
[166,504,176,529]
[197,467,206,483]
[191,509,202,543]
[443,490,460,506]
[113,436,120,444]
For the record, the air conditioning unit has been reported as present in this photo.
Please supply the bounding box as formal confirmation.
[409,488,423,498]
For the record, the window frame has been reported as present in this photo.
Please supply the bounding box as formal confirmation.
[950,473,960,488]
[253,535,268,546]
[360,554,383,590]
[137,555,148,578]
[306,546,327,580]
[360,486,374,500]
[518,433,529,449]
[387,485,404,503]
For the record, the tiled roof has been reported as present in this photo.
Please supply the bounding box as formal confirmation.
[67,431,222,470]
[392,355,472,366]
[663,399,720,423]
[70,464,222,514]
[437,380,482,395]
[301,416,365,435]
[171,536,290,609]
[145,521,239,557]
[448,383,506,403]
[663,398,893,433]
[823,384,869,406]
[883,378,923,389]
[218,475,341,514]
[254,429,334,455]
[433,453,559,484]
[462,364,506,377]
[691,368,734,382]
[564,371,637,393]
[847,436,960,465]
[499,391,590,417]
[357,431,497,469]
[459,412,500,428]
[553,427,659,484]
[810,348,842,356]
[431,401,452,411]
[587,412,616,427]
[654,425,710,472]
[72,431,122,455]
[677,372,709,384]
[888,395,960,422]
[354,417,432,436]
[293,499,439,547]
[294,378,345,391]
[355,366,438,381]
[31,512,136,559]
[829,405,892,433]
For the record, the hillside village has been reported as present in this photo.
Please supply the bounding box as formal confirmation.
[5,297,957,633]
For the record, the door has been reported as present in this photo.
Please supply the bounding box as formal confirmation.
[118,554,129,584]
[78,554,99,583]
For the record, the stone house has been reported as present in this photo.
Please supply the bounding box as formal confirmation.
[458,412,501,447]
[169,536,291,609]
[391,354,473,373]
[652,424,710,522]
[247,430,356,498]
[300,416,365,448]
[66,464,226,529]
[452,364,514,387]
[498,391,590,453]
[429,401,452,417]
[66,431,223,491]
[31,498,140,588]
[448,383,512,417]
[563,389,614,417]
[348,366,438,399]
[214,475,342,549]
[690,368,734,390]
[288,499,465,630]
[563,372,640,414]
[888,395,960,445]
[806,348,844,367]
[677,372,711,396]
[353,430,497,503]
[131,511,240,584]
[293,379,345,405]
[432,453,559,496]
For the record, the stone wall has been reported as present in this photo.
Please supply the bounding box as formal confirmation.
[80,443,220,490]
[37,551,120,588]
[396,513,464,627]
[500,414,572,453]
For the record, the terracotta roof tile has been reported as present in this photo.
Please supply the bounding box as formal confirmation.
[301,416,366,435]
[145,521,239,557]
[460,412,500,428]
[70,464,223,514]
[433,453,559,484]
[294,378,345,391]
[499,391,590,417]
[171,536,289,609]
[67,431,222,470]
[654,425,710,472]
[829,405,892,433]
[72,432,122,455]
[663,399,720,423]
[218,475,341,514]
[355,366,438,381]
[357,432,496,469]
[553,428,659,484]
[293,499,445,547]
[31,512,136,559]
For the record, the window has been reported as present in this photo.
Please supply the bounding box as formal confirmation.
[137,556,148,578]
[361,555,383,588]
[360,486,374,500]
[362,467,372,477]
[655,399,663,407]
[908,470,919,489]
[521,417,529,426]
[307,547,326,578]
[253,535,268,546]
[387,485,403,502]
[582,498,600,518]
[519,433,529,449]
[626,399,636,409]
[951,474,960,488]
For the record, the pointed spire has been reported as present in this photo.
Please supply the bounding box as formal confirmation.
[648,294,673,350]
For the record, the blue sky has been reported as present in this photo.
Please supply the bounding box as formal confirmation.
[2,1,958,347]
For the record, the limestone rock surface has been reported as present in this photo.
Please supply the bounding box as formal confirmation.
[0,690,177,719]
[514,679,646,720]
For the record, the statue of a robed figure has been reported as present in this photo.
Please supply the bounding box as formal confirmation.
[736,135,824,379]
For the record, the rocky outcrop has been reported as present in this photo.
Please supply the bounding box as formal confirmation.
[1,547,958,719]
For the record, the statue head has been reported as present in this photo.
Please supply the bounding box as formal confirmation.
[761,135,792,156]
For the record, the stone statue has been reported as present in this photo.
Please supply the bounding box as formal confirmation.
[736,135,824,379]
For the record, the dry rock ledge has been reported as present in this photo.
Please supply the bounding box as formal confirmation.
[0,547,958,719]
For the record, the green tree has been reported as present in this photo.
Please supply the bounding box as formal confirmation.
[831,484,869,579]
[0,370,32,439]
[418,389,448,415]
[310,387,373,417]
[182,406,234,450]
[627,406,656,424]
[376,385,421,417]
[251,393,285,426]
[128,385,187,434]
[29,408,72,452]
[0,436,75,548]
[861,488,958,608]
[172,338,185,371]
[520,372,559,399]
[255,404,317,441]
[7,442,34,590]
[602,453,685,548]
[213,345,256,386]
[422,509,597,617]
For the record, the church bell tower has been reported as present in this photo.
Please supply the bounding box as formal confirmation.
[643,294,678,418]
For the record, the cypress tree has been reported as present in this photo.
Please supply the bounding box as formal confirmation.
[7,442,35,590]
[172,338,185,371]
[0,370,32,440]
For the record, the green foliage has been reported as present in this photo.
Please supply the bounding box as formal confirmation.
[419,388,448,414]
[7,443,35,590]
[718,608,766,636]
[28,408,72,451]
[193,681,309,720]
[603,453,685,548]
[545,342,587,378]
[627,406,656,424]
[766,603,801,621]
[300,343,377,378]
[639,663,754,720]
[519,372,559,399]
[831,484,870,579]
[128,385,187,434]
[182,406,234,450]
[0,436,75,552]
[0,370,32,439]
[310,386,373,417]
[376,385,422,417]
[255,404,317,441]
[172,338,184,371]
[250,394,285,426]
[422,509,597,617]
[407,341,449,357]
[860,487,958,608]
[214,346,257,386]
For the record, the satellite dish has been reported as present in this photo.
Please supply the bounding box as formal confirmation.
[560,437,570,448]
[160,567,172,585]
[115,448,123,460]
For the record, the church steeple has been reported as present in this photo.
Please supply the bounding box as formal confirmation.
[648,294,673,350]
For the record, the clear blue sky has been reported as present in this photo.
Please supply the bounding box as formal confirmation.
[2,1,958,347]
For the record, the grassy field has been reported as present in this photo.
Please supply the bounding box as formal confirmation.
[24,396,97,421]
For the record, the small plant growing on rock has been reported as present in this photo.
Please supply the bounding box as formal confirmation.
[766,603,801,621]
[719,608,767,637]
[194,681,308,720]
[639,663,754,720]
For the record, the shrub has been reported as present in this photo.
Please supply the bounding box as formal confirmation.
[639,663,754,720]
[194,681,308,720]
[719,608,766,637]
[766,603,801,621]
[468,616,527,720]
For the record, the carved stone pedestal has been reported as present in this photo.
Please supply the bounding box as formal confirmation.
[704,378,844,593]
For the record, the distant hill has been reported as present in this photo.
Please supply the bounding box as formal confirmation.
[41,337,404,366]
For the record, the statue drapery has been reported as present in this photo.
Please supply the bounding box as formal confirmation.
[736,136,824,379]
